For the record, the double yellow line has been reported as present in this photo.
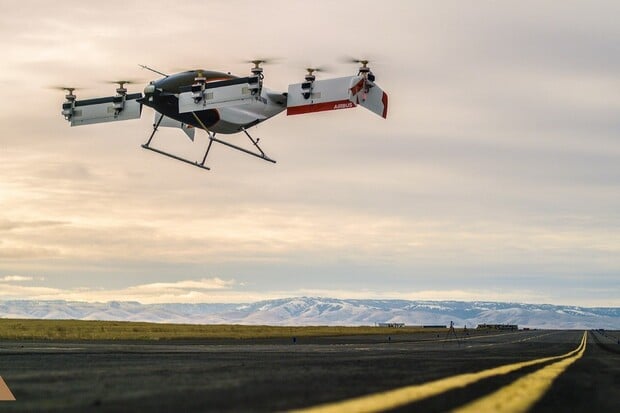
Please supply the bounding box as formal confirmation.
[292,331,587,413]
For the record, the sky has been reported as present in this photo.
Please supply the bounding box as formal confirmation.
[0,1,619,307]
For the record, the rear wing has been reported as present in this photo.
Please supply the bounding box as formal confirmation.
[64,93,143,126]
[286,76,388,119]
[155,112,195,141]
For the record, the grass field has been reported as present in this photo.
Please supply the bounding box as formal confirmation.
[0,319,444,341]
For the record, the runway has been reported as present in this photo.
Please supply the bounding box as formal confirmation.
[0,330,618,412]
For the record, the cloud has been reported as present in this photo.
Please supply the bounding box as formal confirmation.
[276,288,555,305]
[0,275,35,282]
[0,245,61,260]
[0,220,68,232]
[0,277,616,307]
[0,277,240,304]
[129,278,236,292]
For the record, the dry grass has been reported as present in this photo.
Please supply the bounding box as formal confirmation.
[0,319,441,341]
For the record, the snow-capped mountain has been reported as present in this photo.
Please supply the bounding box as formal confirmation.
[0,298,618,329]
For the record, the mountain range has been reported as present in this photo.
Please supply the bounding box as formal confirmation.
[1,297,618,329]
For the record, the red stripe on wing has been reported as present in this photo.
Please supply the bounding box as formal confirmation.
[287,99,357,116]
[381,92,388,119]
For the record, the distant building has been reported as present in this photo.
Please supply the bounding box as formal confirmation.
[377,322,405,328]
[476,323,518,331]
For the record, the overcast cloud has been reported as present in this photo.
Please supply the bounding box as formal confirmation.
[0,1,618,306]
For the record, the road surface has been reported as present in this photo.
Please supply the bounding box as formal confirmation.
[0,329,618,412]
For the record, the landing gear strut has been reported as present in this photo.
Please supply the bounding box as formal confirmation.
[141,113,276,171]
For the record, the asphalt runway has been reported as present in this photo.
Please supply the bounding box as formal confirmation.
[0,329,618,412]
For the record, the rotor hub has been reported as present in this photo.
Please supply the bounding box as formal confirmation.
[248,59,267,79]
[304,67,324,82]
[60,88,77,120]
[114,81,131,96]
[351,59,372,76]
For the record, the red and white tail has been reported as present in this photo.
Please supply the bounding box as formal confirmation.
[286,76,388,119]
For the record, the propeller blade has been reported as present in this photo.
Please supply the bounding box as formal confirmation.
[243,57,279,66]
[104,79,142,86]
[304,66,331,74]
[341,56,376,67]
[49,86,81,92]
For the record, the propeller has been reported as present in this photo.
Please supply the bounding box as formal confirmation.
[105,80,141,89]
[50,86,80,92]
[244,58,278,68]
[104,79,142,96]
[342,56,375,66]
[352,59,370,68]
[250,59,265,69]
[304,66,330,76]
[50,86,80,100]
[343,57,377,78]
[244,58,278,77]
[302,66,330,83]
[243,58,275,78]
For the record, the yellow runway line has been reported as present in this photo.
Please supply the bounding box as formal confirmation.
[0,376,15,401]
[453,331,587,413]
[290,332,585,413]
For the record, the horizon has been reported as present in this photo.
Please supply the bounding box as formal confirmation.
[1,294,618,310]
[3,296,618,330]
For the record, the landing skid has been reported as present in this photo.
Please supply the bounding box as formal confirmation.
[141,113,276,171]
[141,144,212,171]
[210,128,276,164]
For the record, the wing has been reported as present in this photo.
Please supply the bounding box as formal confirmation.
[286,76,388,119]
[66,93,143,126]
